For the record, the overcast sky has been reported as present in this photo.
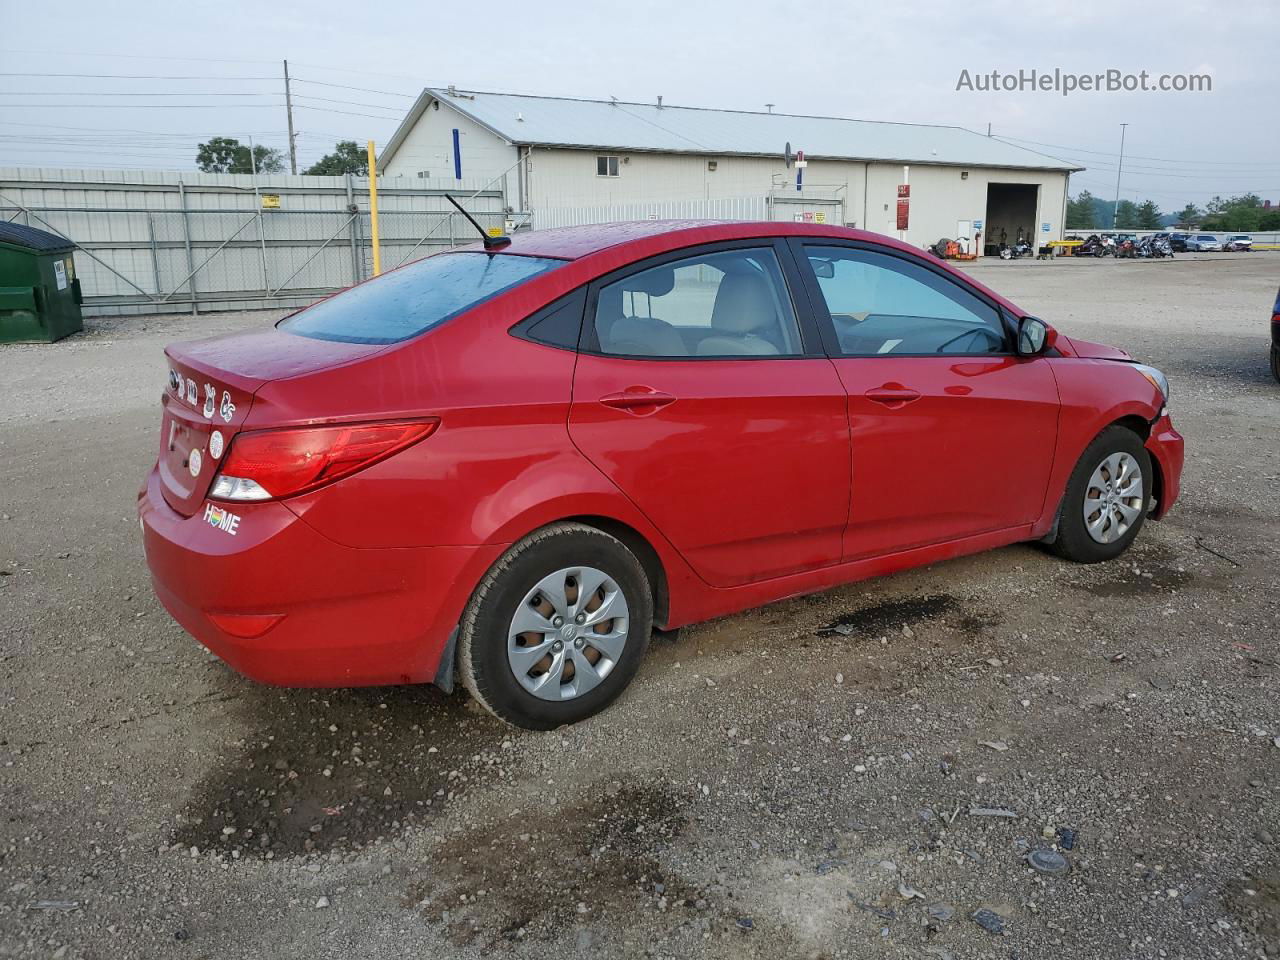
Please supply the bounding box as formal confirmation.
[2,0,1276,211]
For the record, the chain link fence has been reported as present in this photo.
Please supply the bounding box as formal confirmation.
[0,168,507,316]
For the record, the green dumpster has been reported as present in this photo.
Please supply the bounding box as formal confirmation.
[0,222,84,343]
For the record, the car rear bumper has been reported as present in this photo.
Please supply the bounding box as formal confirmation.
[1145,413,1184,520]
[138,468,503,687]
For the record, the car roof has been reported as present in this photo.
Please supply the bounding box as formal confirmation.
[444,218,1027,322]
[461,219,916,261]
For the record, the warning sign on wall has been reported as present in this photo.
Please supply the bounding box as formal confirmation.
[896,198,910,230]
[814,212,826,223]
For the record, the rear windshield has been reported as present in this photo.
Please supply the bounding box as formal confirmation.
[281,252,565,344]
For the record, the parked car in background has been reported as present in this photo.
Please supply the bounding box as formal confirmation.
[138,220,1184,729]
[1185,234,1223,252]
[1224,234,1253,252]
[1166,233,1190,252]
[1271,285,1280,384]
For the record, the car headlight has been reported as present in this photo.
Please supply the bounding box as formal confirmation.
[1133,363,1170,405]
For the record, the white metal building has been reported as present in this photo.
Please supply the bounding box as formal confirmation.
[379,87,1083,253]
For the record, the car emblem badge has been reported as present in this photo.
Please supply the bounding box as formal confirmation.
[219,390,236,423]
[188,447,203,477]
[168,369,181,393]
[202,384,216,419]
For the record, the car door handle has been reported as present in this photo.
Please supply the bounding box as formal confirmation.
[865,385,921,408]
[598,387,677,415]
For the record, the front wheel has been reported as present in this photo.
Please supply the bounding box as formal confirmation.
[457,523,653,729]
[1048,426,1152,563]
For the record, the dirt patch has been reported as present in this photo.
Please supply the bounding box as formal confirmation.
[405,782,702,947]
[172,685,505,858]
[818,594,959,637]
[1227,858,1280,952]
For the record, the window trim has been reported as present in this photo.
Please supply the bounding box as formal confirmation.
[508,287,587,351]
[787,238,1017,358]
[596,155,620,178]
[578,238,827,362]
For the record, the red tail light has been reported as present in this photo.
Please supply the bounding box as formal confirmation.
[211,419,438,501]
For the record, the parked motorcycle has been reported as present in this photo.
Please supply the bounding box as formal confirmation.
[999,235,1033,260]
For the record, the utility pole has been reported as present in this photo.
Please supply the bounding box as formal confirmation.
[1112,122,1128,229]
[284,59,298,175]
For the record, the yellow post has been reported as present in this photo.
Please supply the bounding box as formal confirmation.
[366,140,382,276]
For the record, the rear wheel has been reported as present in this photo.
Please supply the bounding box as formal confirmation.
[458,523,653,729]
[1048,426,1152,564]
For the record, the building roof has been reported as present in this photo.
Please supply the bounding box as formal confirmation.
[381,87,1083,173]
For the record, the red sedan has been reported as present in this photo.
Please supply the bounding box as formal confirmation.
[139,220,1183,729]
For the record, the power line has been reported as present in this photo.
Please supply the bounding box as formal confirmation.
[0,72,277,80]
[0,91,280,97]
[292,78,416,98]
[0,49,276,64]
[291,93,403,112]
[996,134,1279,167]
[0,103,286,109]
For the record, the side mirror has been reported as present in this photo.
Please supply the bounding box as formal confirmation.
[1016,315,1050,356]
[811,259,835,279]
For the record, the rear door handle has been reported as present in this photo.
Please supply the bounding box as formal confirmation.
[865,385,921,409]
[598,387,677,415]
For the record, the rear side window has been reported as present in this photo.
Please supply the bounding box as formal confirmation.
[281,252,564,344]
[593,247,804,358]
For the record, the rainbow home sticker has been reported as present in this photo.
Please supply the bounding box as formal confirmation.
[203,502,241,536]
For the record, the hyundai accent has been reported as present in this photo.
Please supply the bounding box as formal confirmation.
[139,220,1184,729]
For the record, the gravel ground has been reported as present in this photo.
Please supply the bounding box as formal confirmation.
[1,253,1278,960]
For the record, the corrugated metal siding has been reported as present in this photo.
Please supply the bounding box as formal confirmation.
[418,88,1081,171]
[535,196,769,229]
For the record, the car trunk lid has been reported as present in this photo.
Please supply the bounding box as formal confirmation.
[157,328,388,516]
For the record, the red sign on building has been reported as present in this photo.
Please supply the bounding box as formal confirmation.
[896,198,910,230]
[897,184,911,199]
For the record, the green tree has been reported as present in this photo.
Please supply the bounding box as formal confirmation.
[1201,194,1264,231]
[1112,199,1140,229]
[303,140,369,176]
[1173,203,1201,226]
[1259,209,1280,231]
[1134,199,1163,230]
[1066,190,1098,229]
[196,137,284,174]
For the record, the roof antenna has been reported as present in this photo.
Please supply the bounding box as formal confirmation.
[445,194,511,250]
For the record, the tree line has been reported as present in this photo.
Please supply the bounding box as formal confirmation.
[195,137,369,176]
[1068,189,1280,232]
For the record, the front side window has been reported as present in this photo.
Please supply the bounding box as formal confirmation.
[597,155,620,177]
[281,252,564,344]
[593,247,803,358]
[805,246,1006,356]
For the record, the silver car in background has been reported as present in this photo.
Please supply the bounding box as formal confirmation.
[1185,234,1223,252]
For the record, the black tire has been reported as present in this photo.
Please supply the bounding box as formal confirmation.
[1048,426,1152,564]
[1271,346,1280,385]
[458,522,653,729]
